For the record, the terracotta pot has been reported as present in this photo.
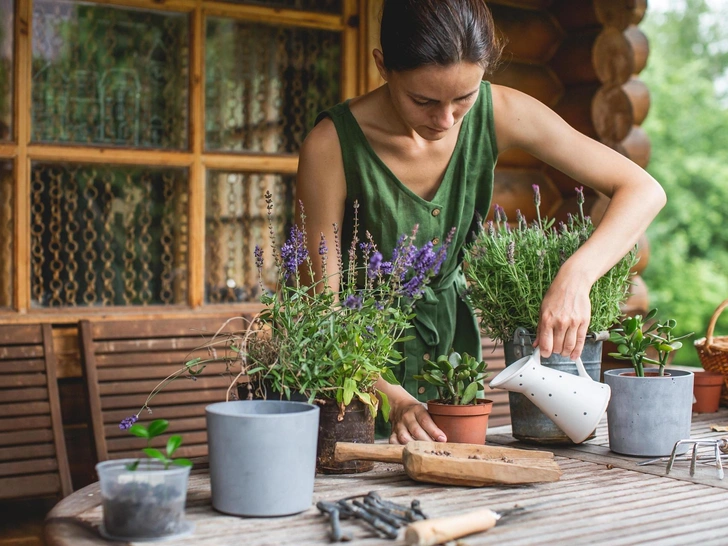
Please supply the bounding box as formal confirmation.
[316,398,374,474]
[692,371,724,414]
[426,399,493,444]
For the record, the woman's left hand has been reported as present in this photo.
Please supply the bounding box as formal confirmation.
[535,268,592,360]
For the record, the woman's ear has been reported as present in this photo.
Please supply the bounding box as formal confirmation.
[373,49,388,82]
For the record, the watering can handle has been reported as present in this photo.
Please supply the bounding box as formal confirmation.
[534,348,591,379]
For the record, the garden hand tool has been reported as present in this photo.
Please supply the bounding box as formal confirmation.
[404,505,525,546]
[638,437,728,479]
[334,441,561,486]
[665,437,728,479]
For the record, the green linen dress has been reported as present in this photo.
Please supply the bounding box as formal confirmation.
[315,81,498,416]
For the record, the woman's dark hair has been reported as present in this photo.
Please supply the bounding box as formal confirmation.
[380,0,503,74]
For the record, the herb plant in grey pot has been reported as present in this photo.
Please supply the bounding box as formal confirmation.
[463,186,636,444]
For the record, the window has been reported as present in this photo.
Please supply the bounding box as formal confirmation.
[1,0,361,314]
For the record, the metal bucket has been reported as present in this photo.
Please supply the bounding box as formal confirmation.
[503,327,605,444]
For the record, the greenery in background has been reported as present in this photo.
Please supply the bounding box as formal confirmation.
[463,186,637,344]
[414,351,490,405]
[640,0,728,365]
[608,308,694,377]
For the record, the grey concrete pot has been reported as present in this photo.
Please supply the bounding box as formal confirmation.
[206,400,320,517]
[604,368,694,457]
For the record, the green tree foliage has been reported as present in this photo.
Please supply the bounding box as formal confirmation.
[639,0,728,364]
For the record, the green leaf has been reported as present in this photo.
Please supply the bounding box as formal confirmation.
[343,378,355,406]
[645,308,658,321]
[128,423,149,439]
[381,368,399,385]
[126,460,140,471]
[172,458,193,467]
[166,435,183,457]
[147,419,169,439]
[461,382,479,405]
[142,448,167,462]
[617,344,630,355]
[379,390,391,422]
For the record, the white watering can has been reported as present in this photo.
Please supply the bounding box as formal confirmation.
[489,348,611,444]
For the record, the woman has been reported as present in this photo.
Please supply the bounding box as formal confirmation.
[295,0,666,444]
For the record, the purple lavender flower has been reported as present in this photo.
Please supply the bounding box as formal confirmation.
[375,301,385,311]
[343,295,363,310]
[318,234,328,256]
[487,220,495,237]
[532,184,541,207]
[368,251,383,277]
[366,325,374,335]
[254,245,264,271]
[119,415,138,430]
[575,186,585,206]
[400,274,426,298]
[280,225,308,275]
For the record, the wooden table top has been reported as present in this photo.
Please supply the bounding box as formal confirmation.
[45,409,728,546]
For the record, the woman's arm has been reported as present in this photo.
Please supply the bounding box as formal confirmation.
[295,118,347,290]
[491,84,667,359]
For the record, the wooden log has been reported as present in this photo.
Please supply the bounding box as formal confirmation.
[492,169,561,221]
[623,76,650,125]
[615,125,651,169]
[490,4,564,63]
[550,0,599,31]
[593,26,649,84]
[549,30,600,86]
[487,0,553,10]
[552,83,599,139]
[490,62,563,107]
[595,0,648,30]
[495,148,543,169]
[624,25,649,75]
[592,84,633,144]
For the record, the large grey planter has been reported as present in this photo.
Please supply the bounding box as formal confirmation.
[604,368,694,457]
[206,400,320,517]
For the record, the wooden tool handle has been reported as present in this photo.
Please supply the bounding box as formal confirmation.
[334,442,404,463]
[404,508,499,546]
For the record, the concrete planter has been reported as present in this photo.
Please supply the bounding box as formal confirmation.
[206,400,320,517]
[604,368,694,457]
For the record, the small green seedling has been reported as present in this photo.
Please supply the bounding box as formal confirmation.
[127,419,193,471]
[414,350,490,405]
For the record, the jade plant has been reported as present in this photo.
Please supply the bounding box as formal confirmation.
[414,351,490,405]
[126,419,193,471]
[608,308,694,377]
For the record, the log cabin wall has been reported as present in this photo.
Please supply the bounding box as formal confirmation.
[0,0,653,491]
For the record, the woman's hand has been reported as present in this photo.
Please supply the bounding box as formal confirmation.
[535,264,593,361]
[388,397,447,444]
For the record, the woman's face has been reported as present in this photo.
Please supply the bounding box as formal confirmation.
[379,59,486,141]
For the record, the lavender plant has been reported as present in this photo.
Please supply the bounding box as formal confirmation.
[463,186,638,345]
[246,194,454,419]
[117,194,453,426]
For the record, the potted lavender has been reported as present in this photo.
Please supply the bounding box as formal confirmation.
[245,196,452,473]
[463,186,637,444]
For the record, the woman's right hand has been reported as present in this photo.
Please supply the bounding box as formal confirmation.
[388,396,447,444]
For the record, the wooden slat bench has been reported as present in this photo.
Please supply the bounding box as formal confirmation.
[0,324,72,500]
[79,315,252,462]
